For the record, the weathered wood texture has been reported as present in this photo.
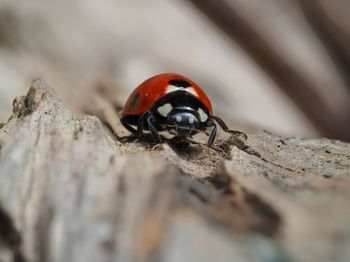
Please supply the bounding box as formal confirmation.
[0,80,350,262]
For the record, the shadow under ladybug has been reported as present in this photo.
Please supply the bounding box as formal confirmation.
[120,73,247,147]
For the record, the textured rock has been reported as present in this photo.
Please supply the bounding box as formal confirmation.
[0,80,349,262]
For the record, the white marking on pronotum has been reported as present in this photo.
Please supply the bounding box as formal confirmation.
[188,116,195,124]
[157,103,173,117]
[165,85,198,97]
[197,108,208,122]
[165,85,179,94]
[176,115,182,123]
[185,87,198,97]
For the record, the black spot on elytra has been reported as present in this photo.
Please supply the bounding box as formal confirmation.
[130,92,140,108]
[168,79,191,88]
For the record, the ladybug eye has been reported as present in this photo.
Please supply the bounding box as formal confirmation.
[168,79,191,88]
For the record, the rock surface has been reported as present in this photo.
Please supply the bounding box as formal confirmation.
[0,80,349,262]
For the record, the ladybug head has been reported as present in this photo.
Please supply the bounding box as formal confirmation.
[167,107,200,137]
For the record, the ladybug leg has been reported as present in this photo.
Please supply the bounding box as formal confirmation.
[121,117,138,134]
[146,114,161,144]
[211,116,228,132]
[136,112,161,144]
[137,112,149,139]
[207,121,217,147]
[229,130,248,140]
[212,116,247,140]
[122,123,137,135]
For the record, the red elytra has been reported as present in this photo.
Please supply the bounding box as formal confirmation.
[121,73,213,117]
[120,73,246,146]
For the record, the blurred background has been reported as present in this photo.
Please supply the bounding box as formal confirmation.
[0,0,349,140]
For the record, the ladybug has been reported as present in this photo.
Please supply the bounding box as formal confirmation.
[121,73,246,146]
